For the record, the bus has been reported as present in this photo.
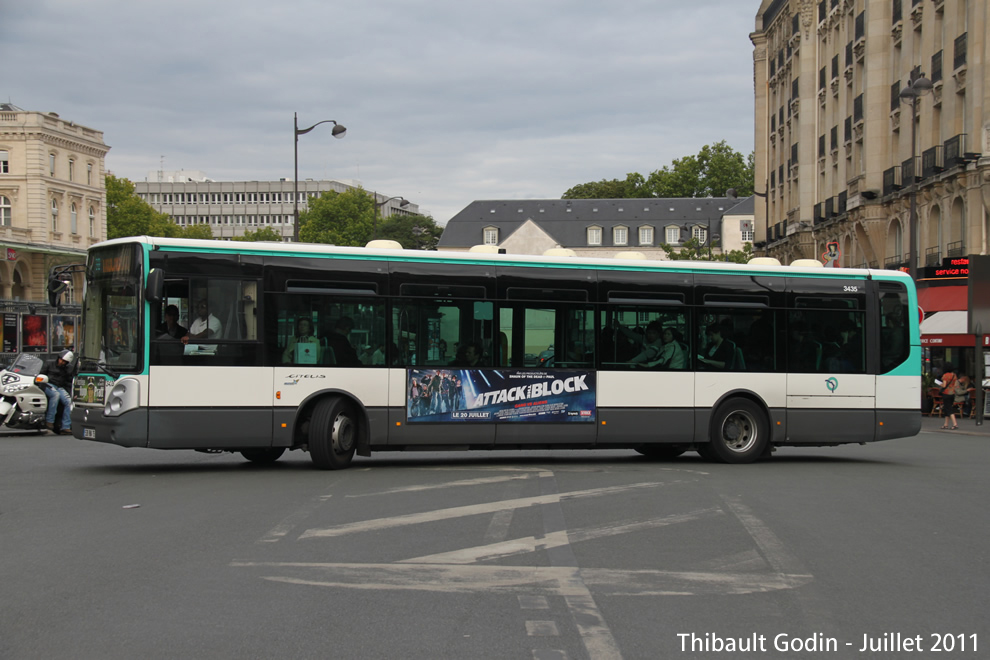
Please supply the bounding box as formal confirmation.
[61,236,921,469]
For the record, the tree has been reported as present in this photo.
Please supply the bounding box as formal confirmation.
[377,213,443,250]
[232,227,283,242]
[298,187,376,246]
[106,174,217,240]
[658,237,754,264]
[562,173,648,199]
[560,141,754,200]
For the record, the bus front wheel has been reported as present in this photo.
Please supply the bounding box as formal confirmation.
[704,398,767,464]
[309,397,357,470]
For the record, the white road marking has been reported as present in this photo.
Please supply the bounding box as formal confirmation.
[526,621,559,636]
[345,473,535,497]
[400,508,722,565]
[721,495,808,577]
[257,494,333,544]
[229,562,812,596]
[299,482,669,539]
[518,595,549,610]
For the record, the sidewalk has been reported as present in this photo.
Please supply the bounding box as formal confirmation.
[920,412,990,437]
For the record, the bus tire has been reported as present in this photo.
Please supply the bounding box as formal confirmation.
[309,397,357,470]
[636,446,686,460]
[241,448,285,464]
[705,398,767,464]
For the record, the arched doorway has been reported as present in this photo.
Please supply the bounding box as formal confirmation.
[925,204,942,266]
[11,263,27,301]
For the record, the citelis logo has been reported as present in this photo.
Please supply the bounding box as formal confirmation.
[825,377,838,393]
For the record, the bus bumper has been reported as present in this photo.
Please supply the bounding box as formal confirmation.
[72,406,150,448]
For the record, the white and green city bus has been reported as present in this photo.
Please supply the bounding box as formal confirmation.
[63,236,920,469]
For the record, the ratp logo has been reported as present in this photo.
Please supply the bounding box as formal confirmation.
[825,377,838,393]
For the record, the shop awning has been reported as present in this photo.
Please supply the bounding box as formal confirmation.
[920,310,980,346]
[917,286,967,313]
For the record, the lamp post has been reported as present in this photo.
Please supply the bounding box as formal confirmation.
[373,195,410,240]
[898,72,932,281]
[293,112,346,243]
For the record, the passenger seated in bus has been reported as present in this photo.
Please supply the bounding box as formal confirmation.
[789,321,822,372]
[698,323,736,370]
[282,317,323,364]
[450,341,483,368]
[621,320,663,367]
[324,317,361,366]
[156,305,187,340]
[184,298,223,342]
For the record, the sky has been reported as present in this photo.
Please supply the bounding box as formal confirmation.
[3,0,758,225]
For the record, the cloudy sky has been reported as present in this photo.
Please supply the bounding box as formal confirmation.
[4,0,758,224]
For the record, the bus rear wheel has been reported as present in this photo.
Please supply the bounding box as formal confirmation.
[240,448,285,464]
[309,397,357,470]
[704,398,767,464]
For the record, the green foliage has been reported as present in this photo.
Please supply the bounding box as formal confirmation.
[562,173,649,199]
[298,187,376,246]
[658,237,753,264]
[232,227,284,242]
[377,213,444,250]
[106,174,217,240]
[561,141,754,200]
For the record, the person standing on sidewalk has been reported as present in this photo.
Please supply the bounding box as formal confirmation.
[43,349,75,435]
[937,364,960,430]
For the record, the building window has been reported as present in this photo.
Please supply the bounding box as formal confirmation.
[87,163,93,185]
[665,226,680,243]
[0,196,11,226]
[483,227,499,245]
[68,159,74,182]
[49,153,56,177]
[692,226,708,243]
[51,199,58,231]
[89,206,95,236]
[587,226,602,246]
[638,226,654,245]
[613,226,628,246]
[70,202,78,234]
[0,150,8,174]
[741,229,755,242]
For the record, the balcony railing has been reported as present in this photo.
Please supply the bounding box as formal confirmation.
[946,241,965,259]
[921,146,943,179]
[925,247,941,266]
[884,255,906,270]
[825,197,835,219]
[944,134,966,168]
[954,33,967,69]
[902,156,917,185]
[931,50,943,83]
[883,166,902,196]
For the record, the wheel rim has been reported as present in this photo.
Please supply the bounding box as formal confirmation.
[331,412,355,454]
[720,409,758,453]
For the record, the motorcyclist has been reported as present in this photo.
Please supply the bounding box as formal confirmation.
[43,349,75,435]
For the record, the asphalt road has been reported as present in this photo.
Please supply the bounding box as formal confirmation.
[1,428,986,659]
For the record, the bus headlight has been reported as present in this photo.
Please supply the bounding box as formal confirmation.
[104,378,140,417]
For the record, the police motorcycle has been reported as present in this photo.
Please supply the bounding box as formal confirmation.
[0,353,65,433]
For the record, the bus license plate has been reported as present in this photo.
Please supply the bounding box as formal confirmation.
[83,427,96,439]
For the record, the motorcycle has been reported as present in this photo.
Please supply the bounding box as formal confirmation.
[0,353,65,433]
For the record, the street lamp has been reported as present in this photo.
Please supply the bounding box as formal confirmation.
[373,195,410,240]
[898,72,933,281]
[293,112,346,243]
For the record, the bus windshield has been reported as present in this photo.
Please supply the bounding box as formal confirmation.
[80,244,143,373]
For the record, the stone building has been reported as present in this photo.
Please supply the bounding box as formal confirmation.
[751,0,988,269]
[135,173,417,240]
[0,103,107,306]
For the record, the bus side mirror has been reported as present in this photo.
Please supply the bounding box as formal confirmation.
[145,268,164,304]
[47,278,68,309]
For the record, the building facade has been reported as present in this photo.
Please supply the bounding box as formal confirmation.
[752,0,988,267]
[0,103,107,305]
[437,198,754,258]
[135,173,418,240]
[751,0,989,376]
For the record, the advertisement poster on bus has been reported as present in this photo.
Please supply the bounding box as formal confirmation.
[406,368,596,423]
[1,314,17,353]
[21,314,48,352]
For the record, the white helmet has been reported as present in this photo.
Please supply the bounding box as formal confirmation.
[59,350,74,363]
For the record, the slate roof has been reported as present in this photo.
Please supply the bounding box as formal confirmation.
[438,197,746,248]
